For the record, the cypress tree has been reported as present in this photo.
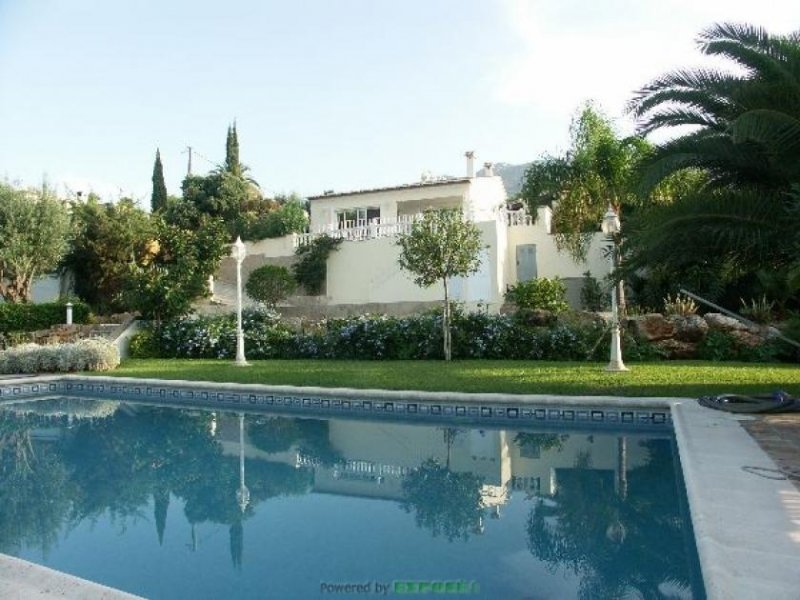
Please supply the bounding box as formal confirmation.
[225,122,241,177]
[151,149,168,212]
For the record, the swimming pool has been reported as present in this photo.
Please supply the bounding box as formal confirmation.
[0,389,704,599]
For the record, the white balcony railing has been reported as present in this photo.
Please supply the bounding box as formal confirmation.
[293,208,539,248]
[504,209,535,227]
[293,214,422,248]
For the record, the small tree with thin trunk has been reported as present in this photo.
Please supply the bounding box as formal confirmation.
[397,209,483,361]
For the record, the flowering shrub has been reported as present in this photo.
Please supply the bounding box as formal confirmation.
[0,338,120,373]
[131,308,661,362]
[506,278,569,313]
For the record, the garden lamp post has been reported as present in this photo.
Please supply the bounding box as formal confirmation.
[232,236,249,366]
[236,413,250,513]
[601,206,628,372]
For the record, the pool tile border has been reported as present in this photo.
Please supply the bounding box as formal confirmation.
[0,375,673,430]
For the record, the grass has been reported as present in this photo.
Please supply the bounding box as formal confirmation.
[96,359,800,398]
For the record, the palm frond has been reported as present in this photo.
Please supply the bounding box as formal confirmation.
[626,187,792,271]
[635,106,723,135]
[698,23,772,51]
[703,38,798,87]
[637,131,774,192]
[628,69,742,117]
[731,109,800,156]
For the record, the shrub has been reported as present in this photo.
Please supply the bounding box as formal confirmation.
[696,330,737,361]
[0,301,91,334]
[0,338,119,373]
[141,309,664,362]
[293,236,342,295]
[129,329,160,358]
[506,278,569,313]
[695,330,777,362]
[245,200,308,240]
[580,271,607,312]
[246,265,297,309]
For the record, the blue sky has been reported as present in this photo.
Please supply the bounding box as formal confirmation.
[1,0,798,204]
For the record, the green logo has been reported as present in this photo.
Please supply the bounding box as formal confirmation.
[392,580,480,595]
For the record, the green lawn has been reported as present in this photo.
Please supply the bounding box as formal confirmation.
[97,359,800,398]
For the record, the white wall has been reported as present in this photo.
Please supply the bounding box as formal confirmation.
[235,204,608,311]
[0,275,62,304]
[465,176,507,221]
[325,236,446,304]
[324,224,504,308]
[246,235,297,258]
[506,224,609,283]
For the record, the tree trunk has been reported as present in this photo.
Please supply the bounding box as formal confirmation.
[442,278,451,361]
[3,276,31,303]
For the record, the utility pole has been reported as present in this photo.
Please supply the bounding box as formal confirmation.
[184,146,193,176]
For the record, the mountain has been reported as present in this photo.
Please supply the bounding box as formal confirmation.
[477,162,531,197]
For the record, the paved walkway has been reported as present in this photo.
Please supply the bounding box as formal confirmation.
[741,412,800,490]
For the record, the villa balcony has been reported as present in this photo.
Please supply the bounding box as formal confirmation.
[294,208,542,248]
[293,215,421,248]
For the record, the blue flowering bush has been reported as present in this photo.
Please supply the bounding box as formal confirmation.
[131,306,663,361]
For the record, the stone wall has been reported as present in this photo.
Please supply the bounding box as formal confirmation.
[628,312,779,358]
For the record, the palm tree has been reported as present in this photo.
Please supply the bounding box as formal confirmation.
[520,103,654,312]
[521,104,653,263]
[625,23,800,301]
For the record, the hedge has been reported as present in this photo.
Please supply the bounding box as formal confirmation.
[130,309,663,362]
[0,301,91,334]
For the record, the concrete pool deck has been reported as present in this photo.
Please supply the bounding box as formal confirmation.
[0,374,798,599]
[0,554,142,599]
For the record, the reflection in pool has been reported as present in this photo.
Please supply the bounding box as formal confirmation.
[0,398,704,599]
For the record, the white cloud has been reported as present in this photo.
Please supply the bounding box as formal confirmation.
[494,0,800,125]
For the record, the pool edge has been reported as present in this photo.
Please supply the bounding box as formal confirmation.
[0,553,143,600]
[671,400,800,600]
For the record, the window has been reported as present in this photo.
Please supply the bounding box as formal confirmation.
[337,207,380,229]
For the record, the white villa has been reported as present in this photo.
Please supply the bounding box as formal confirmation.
[214,152,609,316]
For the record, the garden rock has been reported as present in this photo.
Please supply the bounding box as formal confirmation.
[654,338,697,359]
[729,329,764,348]
[629,314,674,341]
[670,314,709,343]
[704,313,748,331]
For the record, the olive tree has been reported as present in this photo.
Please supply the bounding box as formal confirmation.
[396,209,483,361]
[0,183,71,303]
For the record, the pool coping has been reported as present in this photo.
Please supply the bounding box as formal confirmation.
[0,553,142,599]
[1,374,798,599]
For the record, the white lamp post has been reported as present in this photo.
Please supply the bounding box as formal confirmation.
[236,413,250,513]
[601,206,628,372]
[232,236,249,366]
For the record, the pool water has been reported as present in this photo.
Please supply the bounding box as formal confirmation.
[0,398,704,599]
